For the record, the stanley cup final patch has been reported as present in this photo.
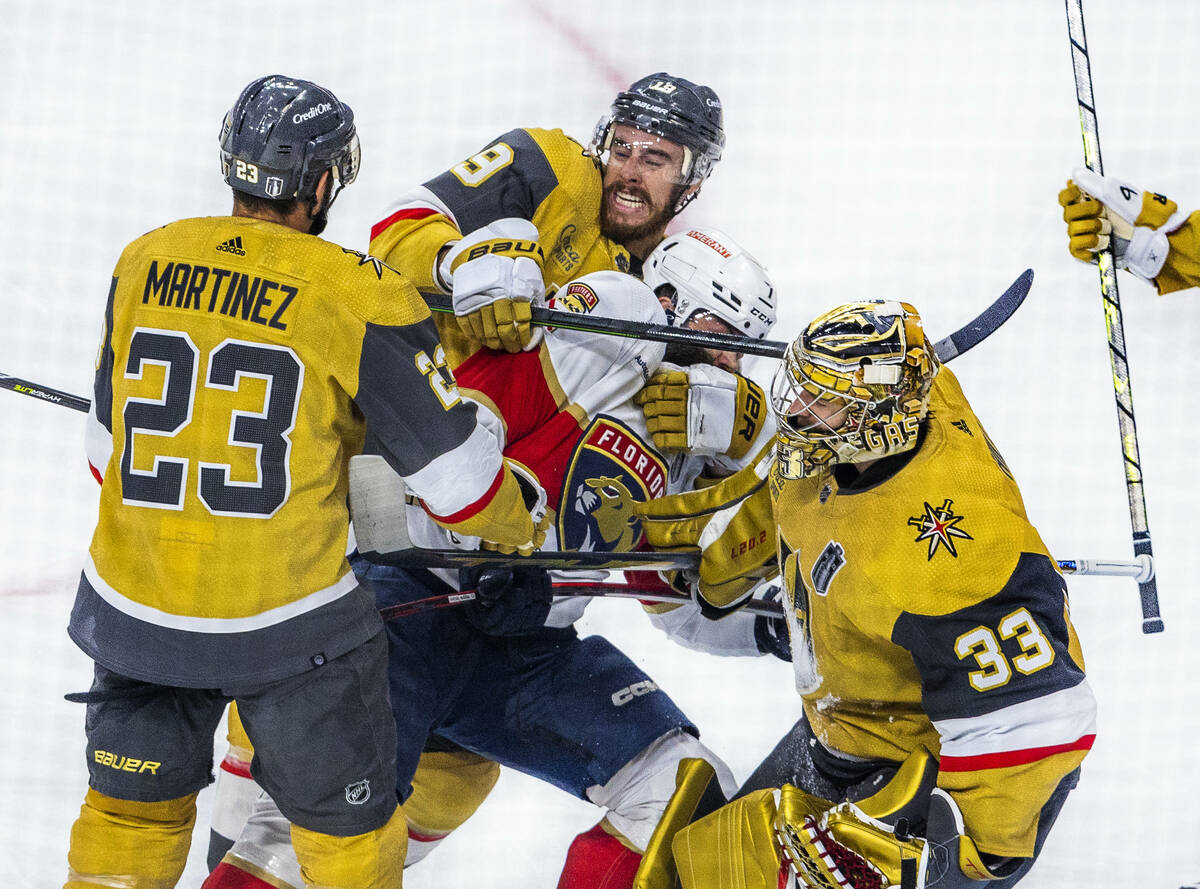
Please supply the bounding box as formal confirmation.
[907,499,973,559]
[809,541,846,597]
[345,779,371,805]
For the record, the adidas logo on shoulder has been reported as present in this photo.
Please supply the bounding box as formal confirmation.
[216,236,246,256]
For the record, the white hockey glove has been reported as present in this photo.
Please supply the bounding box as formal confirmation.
[439,218,545,352]
[634,365,769,461]
[1059,168,1187,281]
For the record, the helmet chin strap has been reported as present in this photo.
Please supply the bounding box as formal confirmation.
[306,174,334,236]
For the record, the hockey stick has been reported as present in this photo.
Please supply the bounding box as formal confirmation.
[377,579,786,621]
[1065,0,1163,633]
[420,267,1033,364]
[373,552,1151,621]
[0,372,90,413]
[365,545,1151,582]
[0,270,1034,417]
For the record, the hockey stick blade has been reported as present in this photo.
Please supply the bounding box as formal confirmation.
[0,372,90,413]
[421,269,1031,364]
[931,268,1033,361]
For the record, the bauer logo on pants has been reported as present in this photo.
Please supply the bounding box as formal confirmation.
[345,779,371,805]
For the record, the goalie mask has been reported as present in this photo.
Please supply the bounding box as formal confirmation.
[588,72,724,211]
[644,228,777,341]
[220,74,360,209]
[771,301,938,479]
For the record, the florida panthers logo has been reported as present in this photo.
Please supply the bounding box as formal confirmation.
[560,417,667,552]
[575,476,641,551]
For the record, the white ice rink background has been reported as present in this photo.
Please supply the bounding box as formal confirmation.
[1,1,1197,885]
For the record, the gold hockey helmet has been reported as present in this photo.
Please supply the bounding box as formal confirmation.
[770,301,938,479]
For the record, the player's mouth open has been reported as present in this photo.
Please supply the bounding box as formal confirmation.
[611,190,649,213]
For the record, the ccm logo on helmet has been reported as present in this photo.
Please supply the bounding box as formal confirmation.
[293,102,332,124]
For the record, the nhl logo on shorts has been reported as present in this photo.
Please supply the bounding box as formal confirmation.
[265,176,284,198]
[345,779,371,805]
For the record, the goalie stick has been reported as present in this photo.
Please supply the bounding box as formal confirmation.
[1065,0,1164,633]
[363,545,1152,582]
[372,553,1152,621]
[2,269,1032,416]
[420,267,1034,364]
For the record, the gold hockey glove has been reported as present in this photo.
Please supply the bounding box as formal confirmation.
[478,459,550,555]
[441,218,545,352]
[636,443,778,611]
[635,366,769,461]
[923,788,1025,889]
[635,369,690,451]
[1059,169,1186,280]
[435,464,543,553]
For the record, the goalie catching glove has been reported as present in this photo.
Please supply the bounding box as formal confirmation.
[1058,168,1187,281]
[636,442,777,612]
[439,217,545,352]
[634,365,770,460]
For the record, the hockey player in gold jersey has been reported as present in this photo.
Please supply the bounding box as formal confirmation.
[65,75,540,889]
[367,72,726,359]
[1059,168,1200,291]
[635,302,1096,888]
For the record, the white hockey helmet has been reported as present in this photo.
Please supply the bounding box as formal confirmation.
[642,228,777,341]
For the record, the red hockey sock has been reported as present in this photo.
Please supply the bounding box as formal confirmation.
[202,861,275,889]
[556,822,643,889]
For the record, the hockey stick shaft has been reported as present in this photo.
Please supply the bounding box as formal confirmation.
[376,554,1148,620]
[1,270,1034,418]
[1065,0,1163,633]
[0,373,90,413]
[370,545,1148,581]
[421,267,1032,365]
[377,579,785,621]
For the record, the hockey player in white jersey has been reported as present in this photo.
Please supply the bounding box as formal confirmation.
[204,229,786,889]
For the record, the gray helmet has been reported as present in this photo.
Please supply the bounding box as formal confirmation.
[589,72,725,191]
[219,74,360,206]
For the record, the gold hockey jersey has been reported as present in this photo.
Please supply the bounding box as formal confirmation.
[1158,211,1200,292]
[368,128,632,365]
[74,216,505,688]
[771,367,1095,859]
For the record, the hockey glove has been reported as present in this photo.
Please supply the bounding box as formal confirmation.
[435,463,544,554]
[636,443,778,612]
[634,366,769,461]
[459,565,553,636]
[440,218,545,352]
[1059,168,1186,281]
[479,459,550,556]
[923,788,1024,889]
[752,583,791,662]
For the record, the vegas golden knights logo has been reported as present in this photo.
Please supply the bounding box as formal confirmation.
[907,499,973,559]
